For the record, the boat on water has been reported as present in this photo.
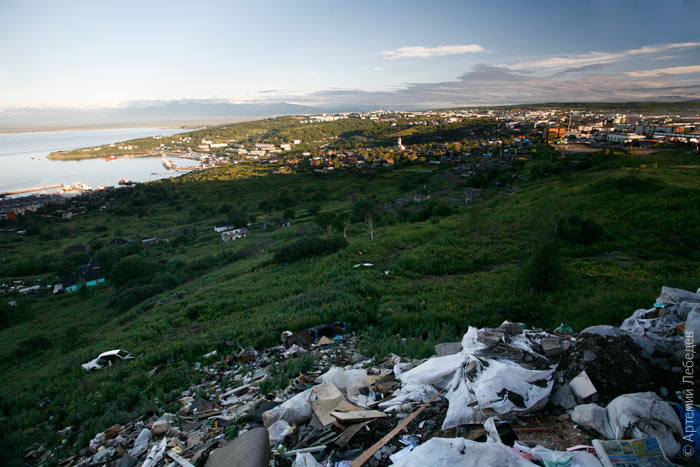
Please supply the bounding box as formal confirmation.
[104,156,118,161]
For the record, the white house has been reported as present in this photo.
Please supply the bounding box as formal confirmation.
[221,228,250,242]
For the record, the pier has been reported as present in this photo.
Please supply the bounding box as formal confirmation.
[1,184,63,197]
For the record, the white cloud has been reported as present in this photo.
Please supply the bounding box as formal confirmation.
[283,63,700,109]
[380,44,483,59]
[626,65,700,77]
[509,42,700,71]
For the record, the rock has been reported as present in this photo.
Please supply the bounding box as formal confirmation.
[104,424,122,439]
[476,329,505,345]
[89,432,105,452]
[91,448,114,464]
[540,337,565,356]
[351,352,368,363]
[151,420,170,436]
[206,427,270,467]
[657,286,700,306]
[116,453,137,467]
[499,321,524,335]
[582,350,596,363]
[434,342,462,356]
[551,384,577,409]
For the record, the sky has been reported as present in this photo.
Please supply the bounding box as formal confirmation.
[1,0,700,110]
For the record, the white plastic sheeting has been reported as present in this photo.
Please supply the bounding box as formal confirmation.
[292,452,323,467]
[389,327,556,429]
[392,437,538,467]
[442,357,555,428]
[262,388,315,427]
[571,392,683,458]
[315,367,369,392]
[656,286,700,305]
[616,286,700,352]
[687,311,700,342]
[378,383,438,412]
[267,420,294,446]
[397,352,465,389]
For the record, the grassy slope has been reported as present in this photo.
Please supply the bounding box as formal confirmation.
[0,149,699,463]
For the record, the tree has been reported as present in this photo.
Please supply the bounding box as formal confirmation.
[352,199,378,240]
[111,255,150,287]
[283,209,296,220]
[314,212,337,234]
[227,209,247,228]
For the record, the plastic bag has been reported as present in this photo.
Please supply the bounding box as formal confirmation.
[392,437,537,466]
[315,367,368,392]
[571,392,683,458]
[262,388,315,427]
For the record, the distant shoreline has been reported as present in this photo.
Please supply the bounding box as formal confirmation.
[0,117,261,134]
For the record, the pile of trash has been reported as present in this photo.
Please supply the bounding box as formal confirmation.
[34,286,698,466]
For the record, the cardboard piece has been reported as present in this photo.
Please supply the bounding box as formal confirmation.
[330,410,388,422]
[318,336,333,346]
[310,383,361,426]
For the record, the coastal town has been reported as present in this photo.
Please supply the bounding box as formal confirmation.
[2,106,699,222]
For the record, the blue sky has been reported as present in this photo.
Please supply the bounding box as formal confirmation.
[1,0,699,109]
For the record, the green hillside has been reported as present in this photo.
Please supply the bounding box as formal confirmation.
[1,145,699,464]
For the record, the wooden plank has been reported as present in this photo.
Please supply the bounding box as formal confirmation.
[349,390,443,467]
[331,410,387,422]
[334,421,370,448]
[166,450,195,467]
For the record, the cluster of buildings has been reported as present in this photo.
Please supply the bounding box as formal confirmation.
[533,111,700,146]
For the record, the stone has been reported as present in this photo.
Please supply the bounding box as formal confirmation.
[540,337,565,356]
[116,453,137,467]
[476,329,505,346]
[205,427,270,467]
[550,384,577,409]
[582,350,597,363]
[151,420,170,436]
[499,321,523,335]
[434,342,462,357]
[351,352,368,363]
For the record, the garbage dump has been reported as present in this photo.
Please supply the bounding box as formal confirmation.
[38,286,697,466]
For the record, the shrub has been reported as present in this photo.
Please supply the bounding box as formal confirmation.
[111,255,152,287]
[555,215,604,245]
[259,355,314,393]
[522,237,565,291]
[273,237,346,263]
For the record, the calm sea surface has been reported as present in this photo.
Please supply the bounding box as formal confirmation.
[0,127,198,193]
